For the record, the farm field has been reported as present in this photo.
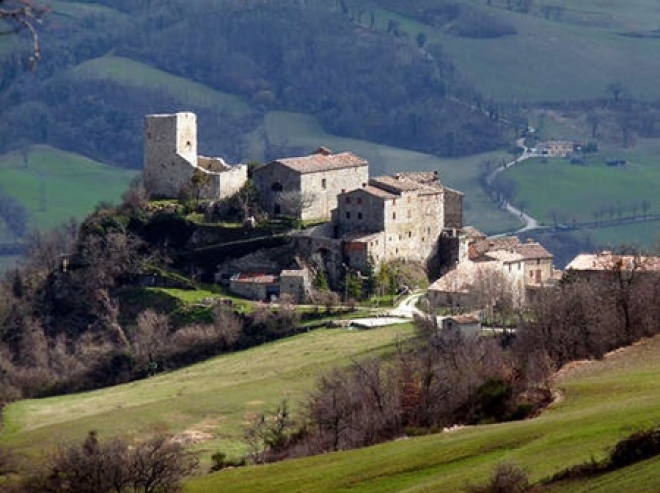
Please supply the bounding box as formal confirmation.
[0,146,137,231]
[185,335,660,492]
[0,324,415,464]
[505,154,660,226]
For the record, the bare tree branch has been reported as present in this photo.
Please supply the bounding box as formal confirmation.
[0,1,49,69]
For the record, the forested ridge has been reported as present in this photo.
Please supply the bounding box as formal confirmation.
[0,0,508,169]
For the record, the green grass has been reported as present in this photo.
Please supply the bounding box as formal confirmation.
[184,335,660,492]
[0,324,415,464]
[69,56,250,116]
[364,0,660,102]
[260,111,520,234]
[0,145,137,230]
[505,154,660,225]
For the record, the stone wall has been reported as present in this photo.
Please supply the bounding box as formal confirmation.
[444,188,464,229]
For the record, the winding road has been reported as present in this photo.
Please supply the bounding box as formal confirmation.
[487,138,543,237]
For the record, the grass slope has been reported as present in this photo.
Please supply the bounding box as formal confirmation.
[368,0,660,101]
[261,111,520,234]
[0,145,137,231]
[0,325,415,463]
[69,55,249,116]
[185,336,660,492]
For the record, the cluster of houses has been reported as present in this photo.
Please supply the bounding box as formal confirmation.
[142,112,654,317]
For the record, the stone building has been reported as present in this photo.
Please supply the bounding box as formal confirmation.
[143,112,248,200]
[229,272,280,301]
[252,147,369,221]
[336,171,463,270]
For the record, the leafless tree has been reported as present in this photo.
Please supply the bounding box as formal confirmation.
[276,190,317,218]
[0,1,48,69]
[19,431,199,493]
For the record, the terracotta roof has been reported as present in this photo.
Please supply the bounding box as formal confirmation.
[566,252,660,272]
[471,236,522,257]
[449,315,480,325]
[231,272,279,284]
[272,152,368,174]
[370,174,442,194]
[344,185,397,200]
[429,260,498,293]
[486,250,525,263]
[514,242,553,260]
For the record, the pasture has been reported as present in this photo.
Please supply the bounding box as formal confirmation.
[0,324,415,464]
[0,146,137,230]
[186,335,660,492]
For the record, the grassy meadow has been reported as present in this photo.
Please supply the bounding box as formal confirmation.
[505,154,660,225]
[185,335,660,492]
[0,146,137,231]
[69,56,250,117]
[0,324,415,465]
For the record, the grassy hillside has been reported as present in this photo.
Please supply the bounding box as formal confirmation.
[0,324,415,463]
[0,146,137,231]
[185,335,660,492]
[69,56,250,117]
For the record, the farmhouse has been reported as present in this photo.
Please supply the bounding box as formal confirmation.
[252,147,369,221]
[536,140,580,158]
[143,112,248,200]
[336,171,463,271]
[566,251,660,282]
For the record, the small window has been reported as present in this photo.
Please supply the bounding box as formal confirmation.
[346,197,351,204]
[427,227,431,234]
[346,212,351,219]
[537,259,540,265]
[358,212,363,220]
[508,264,511,272]
[392,212,396,220]
[271,182,283,192]
[393,199,397,206]
[357,197,362,205]
[408,231,412,238]
[399,235,402,241]
[322,178,327,190]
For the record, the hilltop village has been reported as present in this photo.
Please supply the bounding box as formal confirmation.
[143,112,572,312]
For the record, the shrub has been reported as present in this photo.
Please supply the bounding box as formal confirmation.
[465,462,530,493]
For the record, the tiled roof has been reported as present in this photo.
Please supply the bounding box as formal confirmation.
[486,249,525,263]
[231,272,279,284]
[566,252,660,272]
[273,152,368,174]
[359,185,397,200]
[370,174,442,194]
[514,242,553,260]
[471,236,522,258]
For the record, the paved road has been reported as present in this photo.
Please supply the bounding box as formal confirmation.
[487,138,544,237]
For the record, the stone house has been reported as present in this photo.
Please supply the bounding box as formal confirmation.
[565,251,660,282]
[279,269,312,303]
[536,140,579,158]
[336,171,463,271]
[143,112,248,200]
[229,272,280,301]
[252,147,369,221]
[440,315,481,336]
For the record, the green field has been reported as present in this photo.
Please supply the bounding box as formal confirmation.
[0,146,137,230]
[261,111,520,234]
[365,0,660,102]
[0,324,415,463]
[505,154,660,226]
[185,335,660,492]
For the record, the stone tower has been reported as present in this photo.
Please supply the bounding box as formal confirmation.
[143,112,198,198]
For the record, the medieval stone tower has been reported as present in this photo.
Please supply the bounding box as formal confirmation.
[143,112,198,198]
[143,112,247,200]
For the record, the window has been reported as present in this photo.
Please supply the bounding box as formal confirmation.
[408,231,412,238]
[346,212,351,219]
[346,197,351,204]
[537,259,540,265]
[392,199,397,206]
[508,264,511,272]
[358,212,363,220]
[357,197,362,205]
[392,212,396,220]
[271,182,283,192]
[427,227,431,234]
[322,178,327,190]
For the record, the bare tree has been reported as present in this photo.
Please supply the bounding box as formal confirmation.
[0,1,49,69]
[19,431,199,493]
[276,190,317,219]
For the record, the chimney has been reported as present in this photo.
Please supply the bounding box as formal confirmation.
[314,146,332,156]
